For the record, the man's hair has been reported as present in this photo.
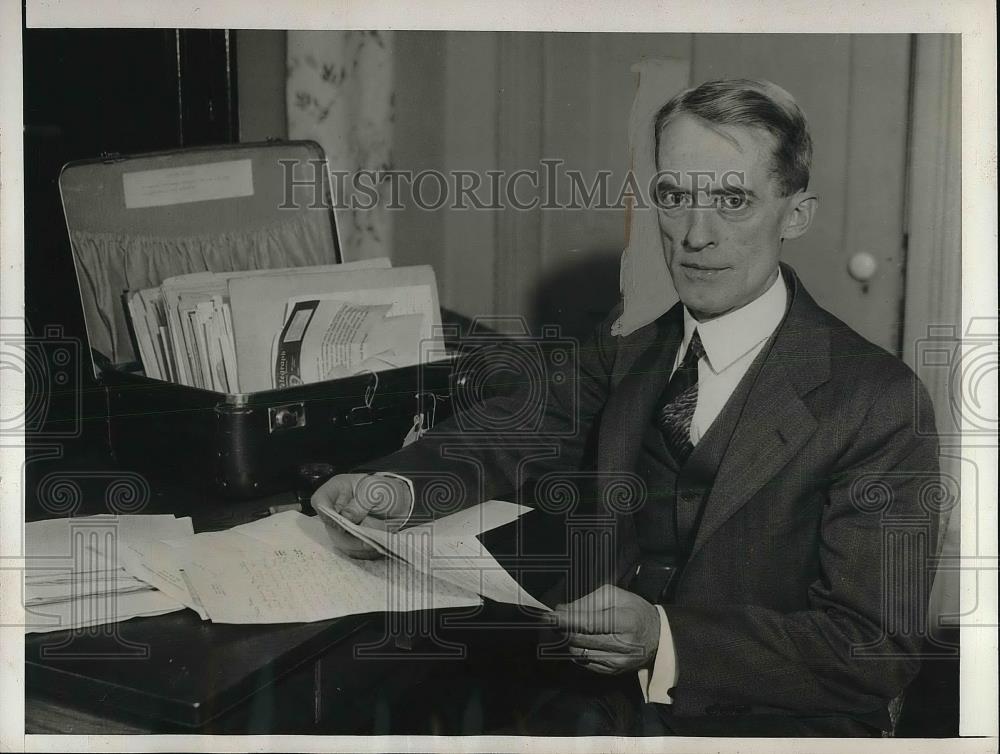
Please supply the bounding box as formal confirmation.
[653,78,813,197]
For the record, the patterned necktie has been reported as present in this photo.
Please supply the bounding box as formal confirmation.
[656,330,705,463]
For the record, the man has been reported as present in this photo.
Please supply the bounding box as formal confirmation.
[316,79,940,736]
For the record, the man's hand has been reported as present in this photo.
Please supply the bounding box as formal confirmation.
[553,584,660,675]
[312,473,412,560]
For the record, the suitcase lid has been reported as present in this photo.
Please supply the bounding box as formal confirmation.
[58,140,343,376]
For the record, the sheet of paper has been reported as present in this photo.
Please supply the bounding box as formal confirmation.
[127,292,162,379]
[318,500,530,550]
[275,300,429,385]
[24,570,121,585]
[273,300,394,387]
[25,514,193,571]
[25,576,151,606]
[116,515,309,619]
[216,297,239,389]
[363,312,425,368]
[230,265,443,392]
[409,532,551,613]
[422,500,532,537]
[318,501,548,612]
[23,515,195,630]
[117,538,209,619]
[315,303,390,380]
[169,513,480,624]
[139,288,171,372]
[24,589,184,634]
[158,325,176,382]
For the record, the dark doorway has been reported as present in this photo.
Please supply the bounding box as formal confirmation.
[22,28,238,509]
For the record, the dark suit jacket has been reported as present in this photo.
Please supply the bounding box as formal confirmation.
[365,263,940,730]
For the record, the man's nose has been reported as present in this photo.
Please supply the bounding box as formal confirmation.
[683,207,716,251]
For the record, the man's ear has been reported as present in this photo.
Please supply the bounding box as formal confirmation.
[781,191,818,241]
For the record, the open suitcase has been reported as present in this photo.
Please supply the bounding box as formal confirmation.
[59,141,470,499]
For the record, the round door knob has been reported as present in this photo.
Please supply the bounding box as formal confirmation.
[848,252,878,282]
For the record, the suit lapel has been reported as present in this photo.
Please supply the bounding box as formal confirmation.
[598,306,683,480]
[598,305,683,580]
[688,265,832,560]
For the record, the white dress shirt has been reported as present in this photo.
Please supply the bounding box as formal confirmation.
[636,271,788,704]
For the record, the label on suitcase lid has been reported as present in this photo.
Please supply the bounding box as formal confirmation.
[122,159,254,209]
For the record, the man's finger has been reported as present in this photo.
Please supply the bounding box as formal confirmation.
[552,605,618,634]
[567,645,627,663]
[579,662,620,675]
[556,584,623,611]
[338,496,372,525]
[312,475,359,513]
[566,631,641,654]
[569,645,624,665]
[323,521,383,560]
[355,475,409,520]
[358,515,390,531]
[553,586,629,632]
[327,480,354,509]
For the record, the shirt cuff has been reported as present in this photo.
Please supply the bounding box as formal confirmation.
[636,605,678,704]
[371,472,415,526]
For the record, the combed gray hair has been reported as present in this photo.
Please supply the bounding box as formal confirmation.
[653,78,813,196]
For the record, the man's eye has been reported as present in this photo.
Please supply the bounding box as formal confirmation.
[717,193,749,211]
[658,189,687,209]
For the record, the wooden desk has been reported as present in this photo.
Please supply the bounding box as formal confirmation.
[25,610,370,731]
[22,456,424,733]
[22,453,559,734]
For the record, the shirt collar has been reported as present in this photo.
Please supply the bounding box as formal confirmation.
[680,272,788,373]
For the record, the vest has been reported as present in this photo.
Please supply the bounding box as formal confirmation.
[627,331,776,602]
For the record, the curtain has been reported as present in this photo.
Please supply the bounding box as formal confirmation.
[286,31,395,261]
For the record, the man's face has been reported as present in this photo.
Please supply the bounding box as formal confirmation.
[655,113,804,320]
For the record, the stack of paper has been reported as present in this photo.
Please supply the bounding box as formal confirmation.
[23,514,193,634]
[123,257,448,394]
[118,502,538,625]
[161,282,237,392]
[126,287,176,381]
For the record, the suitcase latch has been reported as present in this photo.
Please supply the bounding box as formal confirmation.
[269,402,306,433]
